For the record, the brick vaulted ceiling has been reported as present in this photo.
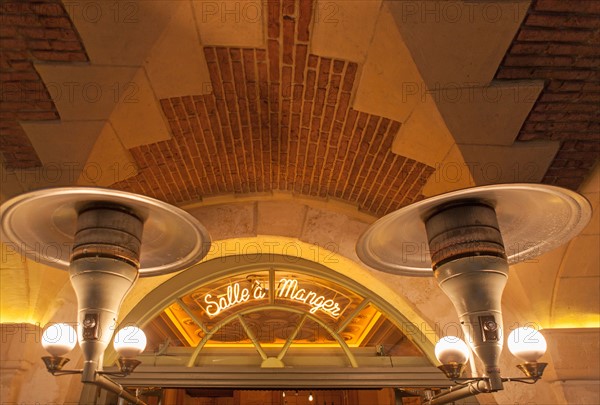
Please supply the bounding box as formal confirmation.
[0,0,599,216]
[112,1,434,215]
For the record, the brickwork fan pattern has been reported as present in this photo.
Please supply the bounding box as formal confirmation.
[112,0,433,216]
[1,0,598,208]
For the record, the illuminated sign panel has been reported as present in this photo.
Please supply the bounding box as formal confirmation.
[145,266,425,356]
[201,276,345,318]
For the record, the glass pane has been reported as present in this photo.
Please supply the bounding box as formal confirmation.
[342,303,425,356]
[241,310,303,345]
[142,267,423,358]
[144,311,192,349]
[207,318,250,345]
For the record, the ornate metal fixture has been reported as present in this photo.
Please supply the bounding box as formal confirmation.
[1,187,212,405]
[356,184,591,404]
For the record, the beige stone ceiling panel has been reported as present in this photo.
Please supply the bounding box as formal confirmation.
[192,0,265,47]
[391,98,456,168]
[144,1,212,98]
[387,0,531,87]
[584,196,599,236]
[14,120,104,190]
[421,143,474,196]
[22,260,72,325]
[352,2,467,193]
[434,81,544,146]
[34,65,171,149]
[310,0,382,63]
[34,64,141,120]
[2,165,78,192]
[300,207,368,260]
[21,120,102,166]
[108,68,172,148]
[353,4,424,123]
[4,120,138,192]
[67,0,211,99]
[0,158,25,203]
[76,122,138,187]
[64,0,175,66]
[458,141,560,185]
[352,0,553,196]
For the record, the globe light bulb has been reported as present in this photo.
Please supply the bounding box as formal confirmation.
[507,327,547,362]
[113,326,147,358]
[42,323,77,357]
[308,393,313,401]
[435,336,470,365]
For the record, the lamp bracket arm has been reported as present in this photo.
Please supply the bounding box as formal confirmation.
[97,371,130,378]
[93,373,148,405]
[49,369,83,376]
[502,377,539,385]
[424,379,493,405]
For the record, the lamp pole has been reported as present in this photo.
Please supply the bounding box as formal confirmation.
[69,204,147,405]
[1,188,211,405]
[356,183,592,404]
[424,202,508,391]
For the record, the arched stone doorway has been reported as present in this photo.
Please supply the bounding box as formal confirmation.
[98,254,450,403]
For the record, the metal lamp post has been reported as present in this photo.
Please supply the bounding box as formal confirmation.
[1,187,211,405]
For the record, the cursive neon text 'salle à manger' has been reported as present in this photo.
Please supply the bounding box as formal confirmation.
[203,278,342,318]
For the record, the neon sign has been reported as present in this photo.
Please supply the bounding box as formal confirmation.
[204,283,267,317]
[277,278,341,316]
[203,278,342,318]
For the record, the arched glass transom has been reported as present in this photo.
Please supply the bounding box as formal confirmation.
[107,254,440,377]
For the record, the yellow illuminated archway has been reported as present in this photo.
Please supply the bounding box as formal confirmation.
[107,250,439,368]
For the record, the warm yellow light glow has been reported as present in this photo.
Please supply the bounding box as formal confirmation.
[42,323,77,357]
[114,326,147,358]
[201,237,432,338]
[0,244,69,325]
[110,235,442,366]
[549,315,600,329]
[118,236,438,352]
[203,342,351,349]
[354,309,382,346]
[435,336,470,365]
[507,327,547,362]
[164,306,199,347]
